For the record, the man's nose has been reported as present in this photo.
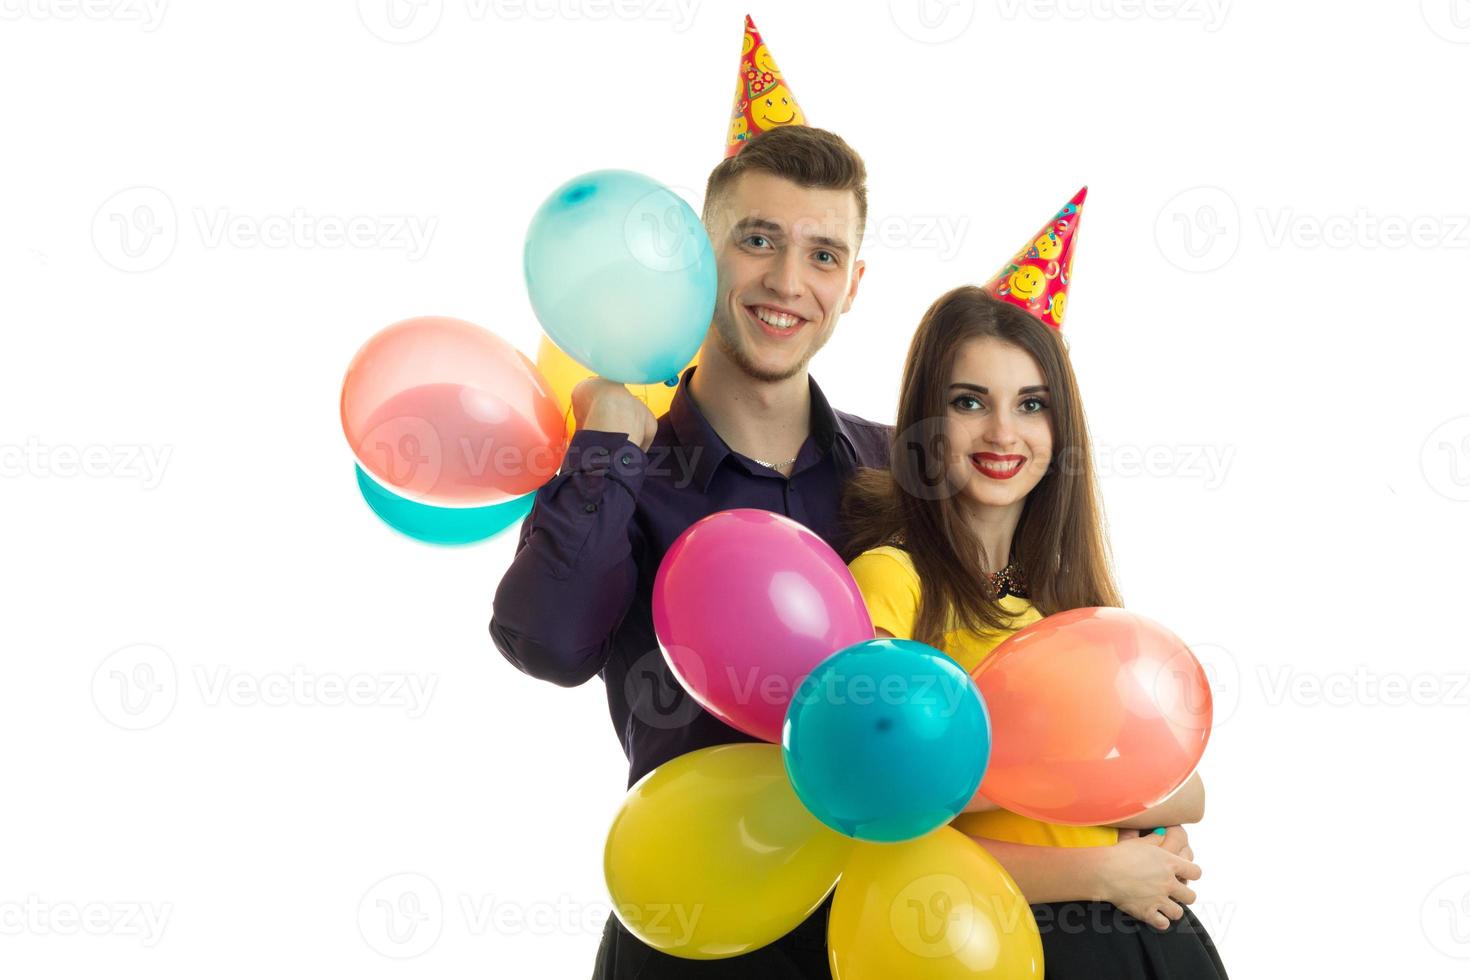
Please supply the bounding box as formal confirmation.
[762,248,804,300]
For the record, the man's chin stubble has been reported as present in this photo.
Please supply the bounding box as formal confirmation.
[714,325,808,384]
[713,315,832,385]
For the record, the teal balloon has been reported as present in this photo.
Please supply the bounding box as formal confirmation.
[355,465,534,546]
[782,639,991,843]
[524,170,715,385]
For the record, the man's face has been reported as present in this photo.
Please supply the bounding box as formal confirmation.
[703,171,865,384]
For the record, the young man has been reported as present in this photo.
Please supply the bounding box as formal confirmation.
[490,121,889,978]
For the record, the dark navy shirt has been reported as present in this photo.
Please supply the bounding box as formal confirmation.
[491,364,892,788]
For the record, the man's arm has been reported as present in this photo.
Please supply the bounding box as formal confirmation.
[490,427,648,686]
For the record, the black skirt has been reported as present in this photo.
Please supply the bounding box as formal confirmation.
[1031,900,1230,979]
[591,892,833,980]
[590,893,1229,979]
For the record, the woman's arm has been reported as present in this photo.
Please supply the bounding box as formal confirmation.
[969,830,1202,930]
[967,836,1108,903]
[960,789,1001,813]
[1108,772,1205,829]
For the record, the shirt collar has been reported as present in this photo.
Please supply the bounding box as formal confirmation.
[668,365,857,492]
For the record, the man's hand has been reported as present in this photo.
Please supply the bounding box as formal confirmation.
[572,378,659,453]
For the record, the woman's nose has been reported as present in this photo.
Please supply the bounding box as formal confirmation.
[982,415,1016,448]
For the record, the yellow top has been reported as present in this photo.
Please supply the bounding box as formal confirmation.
[848,545,1118,849]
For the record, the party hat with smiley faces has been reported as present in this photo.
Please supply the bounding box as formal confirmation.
[725,15,808,157]
[983,187,1087,330]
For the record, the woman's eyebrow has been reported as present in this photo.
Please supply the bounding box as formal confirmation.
[948,383,1051,394]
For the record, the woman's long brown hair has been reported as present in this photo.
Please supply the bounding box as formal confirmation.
[842,286,1122,648]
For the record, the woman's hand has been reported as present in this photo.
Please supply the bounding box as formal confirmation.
[1114,825,1195,862]
[1094,826,1201,931]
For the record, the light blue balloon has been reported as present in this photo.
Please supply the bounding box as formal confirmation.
[355,465,534,546]
[782,638,991,843]
[524,170,715,385]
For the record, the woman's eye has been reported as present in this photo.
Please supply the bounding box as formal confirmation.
[951,395,982,412]
[1020,397,1049,413]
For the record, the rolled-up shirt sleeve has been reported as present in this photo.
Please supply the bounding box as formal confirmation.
[490,429,647,687]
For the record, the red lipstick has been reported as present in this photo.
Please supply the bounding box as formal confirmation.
[971,453,1026,480]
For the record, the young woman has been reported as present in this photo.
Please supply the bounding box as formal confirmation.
[842,286,1229,978]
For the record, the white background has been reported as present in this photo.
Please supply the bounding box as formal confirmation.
[3,0,1469,975]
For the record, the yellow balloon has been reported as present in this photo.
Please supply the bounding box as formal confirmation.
[828,827,1044,979]
[604,743,852,960]
[536,335,698,438]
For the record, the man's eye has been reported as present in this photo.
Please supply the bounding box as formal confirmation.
[744,235,770,249]
[814,250,836,264]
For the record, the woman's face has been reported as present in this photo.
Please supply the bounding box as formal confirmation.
[943,337,1055,513]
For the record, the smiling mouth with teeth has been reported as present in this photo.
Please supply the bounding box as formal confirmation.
[749,305,805,334]
[971,453,1026,480]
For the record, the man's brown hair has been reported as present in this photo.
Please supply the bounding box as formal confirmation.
[702,126,868,235]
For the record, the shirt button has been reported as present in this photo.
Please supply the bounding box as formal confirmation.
[620,454,633,466]
[583,503,598,513]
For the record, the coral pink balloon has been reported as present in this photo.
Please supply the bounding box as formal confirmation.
[971,607,1212,826]
[653,510,875,744]
[341,316,566,506]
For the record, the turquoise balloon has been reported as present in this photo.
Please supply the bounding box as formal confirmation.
[782,639,991,843]
[524,170,715,385]
[355,465,534,546]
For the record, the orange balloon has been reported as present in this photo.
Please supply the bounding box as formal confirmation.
[340,317,566,506]
[970,608,1211,826]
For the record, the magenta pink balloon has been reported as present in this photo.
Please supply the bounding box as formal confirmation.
[971,607,1213,826]
[340,316,566,506]
[653,509,875,744]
